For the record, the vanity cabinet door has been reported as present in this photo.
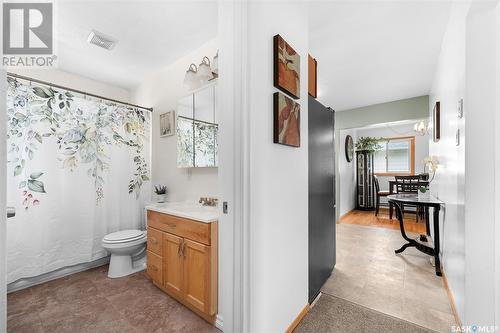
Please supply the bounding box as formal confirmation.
[147,227,162,255]
[163,233,184,298]
[183,239,212,315]
[147,251,162,286]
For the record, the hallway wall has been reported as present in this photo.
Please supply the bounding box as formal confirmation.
[246,1,309,331]
[430,0,500,326]
[464,1,497,326]
[338,129,357,218]
[428,1,469,322]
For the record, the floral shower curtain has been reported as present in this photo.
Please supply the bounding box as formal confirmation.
[5,77,151,283]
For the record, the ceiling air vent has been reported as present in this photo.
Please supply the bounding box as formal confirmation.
[87,30,118,50]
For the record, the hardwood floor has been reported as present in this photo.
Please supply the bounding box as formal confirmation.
[339,208,427,234]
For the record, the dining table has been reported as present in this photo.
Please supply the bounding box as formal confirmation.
[387,193,444,276]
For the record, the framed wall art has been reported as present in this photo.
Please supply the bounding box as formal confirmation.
[160,111,175,137]
[274,92,300,147]
[433,101,440,142]
[274,34,300,99]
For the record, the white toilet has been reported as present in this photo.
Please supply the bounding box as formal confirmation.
[102,229,147,278]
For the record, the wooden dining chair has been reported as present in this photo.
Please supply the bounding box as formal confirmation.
[373,175,389,216]
[394,175,421,222]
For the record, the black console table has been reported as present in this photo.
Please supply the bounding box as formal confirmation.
[387,194,444,276]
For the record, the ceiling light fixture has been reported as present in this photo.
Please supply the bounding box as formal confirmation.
[414,120,430,136]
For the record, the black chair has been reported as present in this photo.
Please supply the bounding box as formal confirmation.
[394,175,422,222]
[373,175,389,216]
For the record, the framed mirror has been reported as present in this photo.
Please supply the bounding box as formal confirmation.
[177,84,218,168]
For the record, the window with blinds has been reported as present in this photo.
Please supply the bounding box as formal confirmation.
[374,137,415,175]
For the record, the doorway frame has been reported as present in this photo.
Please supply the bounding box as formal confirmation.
[218,0,250,332]
[0,3,252,331]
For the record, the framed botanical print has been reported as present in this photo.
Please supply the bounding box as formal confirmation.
[433,101,440,142]
[274,92,300,147]
[160,111,175,137]
[274,34,300,99]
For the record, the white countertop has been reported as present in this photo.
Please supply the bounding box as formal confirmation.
[145,201,219,223]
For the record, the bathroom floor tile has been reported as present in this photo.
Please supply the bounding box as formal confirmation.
[7,266,221,333]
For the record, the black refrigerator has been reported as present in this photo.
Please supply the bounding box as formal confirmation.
[308,96,336,304]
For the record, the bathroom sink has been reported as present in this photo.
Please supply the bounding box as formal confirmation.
[145,202,218,223]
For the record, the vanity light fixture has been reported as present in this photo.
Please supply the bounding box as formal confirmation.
[212,51,218,75]
[183,51,219,90]
[197,56,213,81]
[183,64,199,90]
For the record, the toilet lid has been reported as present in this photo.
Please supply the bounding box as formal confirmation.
[103,229,145,243]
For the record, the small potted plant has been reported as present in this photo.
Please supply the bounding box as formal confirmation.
[154,185,167,203]
[419,156,439,199]
[418,184,430,199]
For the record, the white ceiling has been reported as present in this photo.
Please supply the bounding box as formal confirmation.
[56,1,218,89]
[309,1,451,111]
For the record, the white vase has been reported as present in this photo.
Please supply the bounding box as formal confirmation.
[156,194,166,203]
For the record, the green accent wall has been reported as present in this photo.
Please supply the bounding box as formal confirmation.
[336,95,429,130]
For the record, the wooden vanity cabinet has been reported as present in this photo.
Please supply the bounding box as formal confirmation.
[146,210,217,324]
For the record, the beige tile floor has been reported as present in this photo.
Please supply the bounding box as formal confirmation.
[320,223,456,333]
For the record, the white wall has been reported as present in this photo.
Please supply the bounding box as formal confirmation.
[464,1,497,326]
[132,40,219,202]
[246,1,309,331]
[430,1,500,326]
[428,1,469,323]
[338,129,357,217]
[9,69,130,102]
[356,123,429,189]
[496,2,500,327]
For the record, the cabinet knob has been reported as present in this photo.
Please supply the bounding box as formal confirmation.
[149,238,158,245]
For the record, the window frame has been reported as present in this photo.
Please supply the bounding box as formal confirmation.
[373,136,415,176]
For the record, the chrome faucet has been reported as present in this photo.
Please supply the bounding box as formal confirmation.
[199,197,218,207]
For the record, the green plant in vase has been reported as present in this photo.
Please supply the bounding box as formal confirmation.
[154,185,167,203]
[355,137,384,152]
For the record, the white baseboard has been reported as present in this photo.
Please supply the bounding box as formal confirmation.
[7,256,110,293]
[215,314,223,330]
